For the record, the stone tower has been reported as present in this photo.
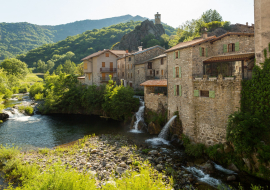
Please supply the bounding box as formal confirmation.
[155,12,161,25]
[254,0,270,64]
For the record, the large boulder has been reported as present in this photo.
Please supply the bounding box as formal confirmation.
[130,114,136,129]
[0,113,9,121]
[201,160,215,174]
[148,122,161,135]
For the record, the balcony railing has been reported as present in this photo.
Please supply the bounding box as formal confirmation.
[100,68,117,72]
[100,77,117,82]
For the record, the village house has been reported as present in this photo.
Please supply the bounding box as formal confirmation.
[142,31,255,145]
[117,45,166,89]
[81,49,126,85]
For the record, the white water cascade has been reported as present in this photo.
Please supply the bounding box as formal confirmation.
[130,99,145,133]
[3,108,39,122]
[145,115,177,146]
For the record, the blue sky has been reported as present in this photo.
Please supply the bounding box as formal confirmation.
[0,0,254,28]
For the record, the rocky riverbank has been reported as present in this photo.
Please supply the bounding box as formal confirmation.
[0,134,199,190]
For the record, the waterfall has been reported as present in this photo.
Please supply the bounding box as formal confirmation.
[158,115,177,139]
[145,115,177,145]
[130,99,145,133]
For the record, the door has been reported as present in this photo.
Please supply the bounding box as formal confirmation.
[110,62,113,71]
[102,73,106,80]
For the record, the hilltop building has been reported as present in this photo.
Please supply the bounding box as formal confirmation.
[81,49,126,85]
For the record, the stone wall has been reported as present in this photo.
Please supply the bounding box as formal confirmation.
[193,76,241,145]
[144,86,168,112]
[134,46,165,64]
[255,0,270,64]
[134,64,147,90]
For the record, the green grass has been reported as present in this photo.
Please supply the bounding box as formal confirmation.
[19,73,43,84]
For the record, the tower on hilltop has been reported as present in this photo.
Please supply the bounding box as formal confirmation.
[155,12,161,25]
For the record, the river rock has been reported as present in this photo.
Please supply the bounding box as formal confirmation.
[148,122,161,135]
[91,149,98,154]
[148,150,158,155]
[156,164,163,170]
[104,181,116,187]
[170,135,183,148]
[201,161,215,174]
[227,175,236,181]
[116,167,126,174]
[227,163,239,172]
[0,113,9,121]
[137,121,145,131]
[130,114,136,129]
[119,162,127,168]
[88,170,97,178]
[243,158,251,171]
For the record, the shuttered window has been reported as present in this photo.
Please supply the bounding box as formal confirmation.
[176,67,179,78]
[209,91,215,98]
[161,58,164,65]
[173,67,176,78]
[235,42,240,51]
[84,62,87,70]
[161,70,164,76]
[223,44,228,53]
[201,47,205,56]
[194,90,199,97]
[174,85,182,96]
[174,85,176,96]
[102,62,105,67]
[199,47,202,56]
[106,53,109,57]
[200,90,209,97]
[206,48,208,57]
[174,52,176,60]
[178,51,180,58]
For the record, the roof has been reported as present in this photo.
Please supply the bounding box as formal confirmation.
[210,32,254,43]
[150,54,166,61]
[81,49,124,61]
[165,36,216,53]
[140,79,167,87]
[133,45,165,55]
[77,76,85,79]
[203,52,255,63]
[134,54,166,65]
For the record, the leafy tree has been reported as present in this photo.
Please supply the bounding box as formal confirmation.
[147,39,161,48]
[37,60,47,73]
[62,60,76,75]
[55,64,63,75]
[47,60,55,72]
[0,58,28,79]
[201,9,223,23]
[75,63,84,76]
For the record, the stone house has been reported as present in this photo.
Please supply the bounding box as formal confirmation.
[77,76,85,84]
[141,32,255,145]
[117,45,165,89]
[81,49,126,85]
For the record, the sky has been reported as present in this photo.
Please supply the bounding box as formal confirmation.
[0,0,254,28]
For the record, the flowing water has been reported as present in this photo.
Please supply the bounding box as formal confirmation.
[130,98,145,134]
[145,115,177,146]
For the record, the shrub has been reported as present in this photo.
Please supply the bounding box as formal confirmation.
[182,134,205,158]
[12,86,19,94]
[19,84,30,93]
[18,106,34,115]
[142,149,151,154]
[29,82,44,98]
[34,93,44,100]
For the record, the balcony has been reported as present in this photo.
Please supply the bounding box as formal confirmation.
[100,68,117,72]
[100,77,117,82]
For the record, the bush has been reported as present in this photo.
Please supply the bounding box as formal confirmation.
[18,105,34,115]
[19,84,30,93]
[3,88,13,99]
[182,134,205,158]
[12,86,19,94]
[34,93,44,100]
[29,82,44,98]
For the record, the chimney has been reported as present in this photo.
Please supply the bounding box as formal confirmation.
[246,22,248,26]
[125,50,129,54]
[138,46,143,51]
[202,32,208,39]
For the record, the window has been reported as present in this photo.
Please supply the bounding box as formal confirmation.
[201,47,205,56]
[156,70,159,75]
[177,85,179,96]
[150,70,152,75]
[84,62,88,70]
[129,57,131,61]
[176,67,179,78]
[131,73,132,78]
[128,73,130,78]
[161,58,164,65]
[102,62,105,67]
[122,72,124,77]
[106,53,109,57]
[228,43,235,52]
[128,64,129,69]
[200,90,209,97]
[175,51,179,59]
[148,62,152,69]
[161,70,164,76]
[130,83,132,87]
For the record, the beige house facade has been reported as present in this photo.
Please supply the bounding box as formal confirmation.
[82,50,126,85]
[117,45,166,89]
[254,0,270,64]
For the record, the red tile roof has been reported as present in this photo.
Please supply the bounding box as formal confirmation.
[165,36,216,53]
[203,52,255,63]
[81,49,125,61]
[140,79,167,87]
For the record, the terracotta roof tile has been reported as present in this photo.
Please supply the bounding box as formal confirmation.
[203,52,255,63]
[81,49,125,61]
[210,32,254,43]
[140,79,167,87]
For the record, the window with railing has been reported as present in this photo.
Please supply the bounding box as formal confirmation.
[228,43,235,52]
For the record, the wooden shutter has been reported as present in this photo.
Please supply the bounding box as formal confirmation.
[178,51,180,58]
[199,47,202,56]
[174,85,176,96]
[235,42,240,51]
[223,44,227,53]
[179,85,182,96]
[174,52,176,60]
[179,67,181,78]
[173,67,176,78]
[194,90,199,97]
[102,62,105,67]
[206,48,208,57]
[209,91,215,98]
[84,62,87,70]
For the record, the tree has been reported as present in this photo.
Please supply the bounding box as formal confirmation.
[62,60,76,75]
[75,62,84,76]
[47,60,55,72]
[201,9,223,23]
[37,60,47,73]
[0,58,28,79]
[55,64,63,75]
[147,39,161,48]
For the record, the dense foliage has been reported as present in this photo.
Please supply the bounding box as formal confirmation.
[39,74,139,121]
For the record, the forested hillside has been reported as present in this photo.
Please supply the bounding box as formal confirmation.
[0,15,176,62]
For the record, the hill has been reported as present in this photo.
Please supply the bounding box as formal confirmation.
[0,15,176,62]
